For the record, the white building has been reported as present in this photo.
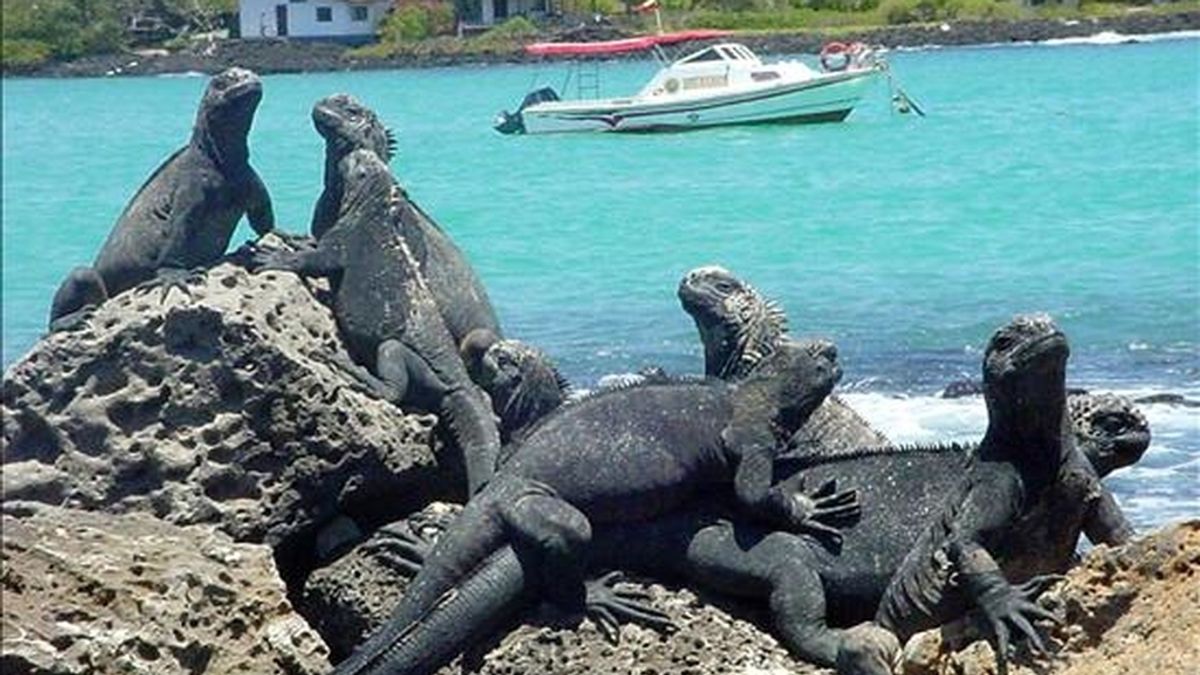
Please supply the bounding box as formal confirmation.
[239,0,392,41]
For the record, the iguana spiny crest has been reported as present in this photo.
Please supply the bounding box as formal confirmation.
[1067,391,1150,475]
[678,265,788,379]
[313,94,396,163]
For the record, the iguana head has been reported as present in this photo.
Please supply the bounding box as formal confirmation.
[1069,392,1151,477]
[739,339,841,441]
[678,265,788,380]
[337,149,395,225]
[194,68,263,155]
[465,336,570,442]
[313,94,396,163]
[983,314,1070,441]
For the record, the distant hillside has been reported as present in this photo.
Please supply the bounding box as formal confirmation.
[1,0,234,69]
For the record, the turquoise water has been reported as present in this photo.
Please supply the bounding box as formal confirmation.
[3,37,1198,526]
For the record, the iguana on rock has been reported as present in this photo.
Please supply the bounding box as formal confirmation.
[49,68,277,329]
[307,94,502,348]
[460,334,570,445]
[871,314,1116,667]
[309,94,396,241]
[333,339,849,674]
[678,265,891,454]
[353,316,1148,675]
[251,149,500,496]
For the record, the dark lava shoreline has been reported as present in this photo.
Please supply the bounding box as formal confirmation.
[6,10,1199,79]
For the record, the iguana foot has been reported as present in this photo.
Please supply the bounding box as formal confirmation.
[360,520,444,576]
[265,230,317,250]
[976,575,1061,673]
[246,247,301,273]
[48,305,98,333]
[835,623,900,675]
[584,571,675,644]
[312,351,404,403]
[778,475,862,551]
[138,267,204,304]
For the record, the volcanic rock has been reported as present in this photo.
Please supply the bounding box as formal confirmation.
[0,502,330,674]
[1,253,461,580]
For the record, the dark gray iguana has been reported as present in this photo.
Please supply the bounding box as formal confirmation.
[342,315,1148,674]
[679,265,891,454]
[460,335,571,445]
[870,314,1133,659]
[333,339,850,674]
[307,94,503,348]
[250,149,501,496]
[49,68,277,329]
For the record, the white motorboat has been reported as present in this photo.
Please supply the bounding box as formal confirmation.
[495,32,886,135]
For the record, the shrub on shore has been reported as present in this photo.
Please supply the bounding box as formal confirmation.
[1,0,235,70]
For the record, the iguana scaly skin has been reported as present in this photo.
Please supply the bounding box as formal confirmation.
[461,336,571,445]
[678,265,891,454]
[357,325,1149,675]
[309,94,502,347]
[333,340,845,674]
[309,94,396,241]
[49,68,276,329]
[872,314,1116,668]
[251,149,501,496]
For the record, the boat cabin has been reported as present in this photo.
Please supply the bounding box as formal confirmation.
[637,42,817,99]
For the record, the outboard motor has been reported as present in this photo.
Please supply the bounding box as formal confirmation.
[493,87,560,135]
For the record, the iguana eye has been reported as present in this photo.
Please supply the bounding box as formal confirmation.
[1096,414,1127,434]
[992,334,1015,351]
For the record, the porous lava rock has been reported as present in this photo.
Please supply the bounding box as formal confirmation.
[1,253,460,578]
[0,502,330,674]
[306,502,827,672]
[901,519,1200,675]
[313,514,1199,674]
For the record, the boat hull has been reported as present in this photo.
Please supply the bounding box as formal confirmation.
[518,69,877,134]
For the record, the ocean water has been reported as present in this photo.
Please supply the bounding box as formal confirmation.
[2,36,1197,528]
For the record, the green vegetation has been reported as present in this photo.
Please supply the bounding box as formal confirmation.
[2,0,1196,70]
[2,0,234,70]
[676,0,1196,31]
[349,15,541,58]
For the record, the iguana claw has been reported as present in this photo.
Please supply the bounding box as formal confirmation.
[139,267,204,303]
[361,521,443,577]
[780,475,862,551]
[584,571,675,644]
[246,247,300,273]
[977,575,1061,674]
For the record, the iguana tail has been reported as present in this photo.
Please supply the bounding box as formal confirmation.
[334,547,533,675]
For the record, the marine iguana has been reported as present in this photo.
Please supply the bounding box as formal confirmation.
[460,334,571,445]
[308,94,502,347]
[678,265,891,454]
[48,68,276,330]
[593,320,1148,672]
[871,314,1114,667]
[309,94,396,241]
[351,317,1148,675]
[251,149,501,496]
[333,339,850,674]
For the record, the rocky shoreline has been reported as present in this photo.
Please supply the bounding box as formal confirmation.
[7,10,1198,79]
[3,245,1199,673]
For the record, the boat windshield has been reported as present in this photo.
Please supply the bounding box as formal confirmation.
[674,43,759,66]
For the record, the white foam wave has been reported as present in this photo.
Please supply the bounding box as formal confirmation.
[892,29,1200,53]
[839,392,986,445]
[1041,29,1200,46]
[840,388,1199,447]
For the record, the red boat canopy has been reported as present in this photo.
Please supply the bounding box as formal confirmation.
[524,30,733,56]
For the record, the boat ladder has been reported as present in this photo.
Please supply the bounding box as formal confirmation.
[575,61,601,99]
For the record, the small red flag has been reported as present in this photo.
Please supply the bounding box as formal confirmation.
[634,0,660,13]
